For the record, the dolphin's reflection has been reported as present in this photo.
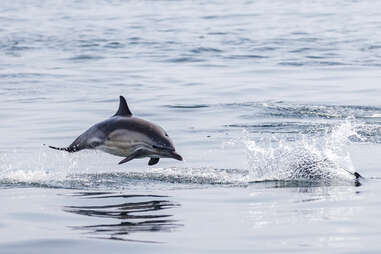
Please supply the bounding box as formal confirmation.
[64,192,182,242]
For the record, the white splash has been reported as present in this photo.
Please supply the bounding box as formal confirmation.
[0,147,96,187]
[240,121,360,183]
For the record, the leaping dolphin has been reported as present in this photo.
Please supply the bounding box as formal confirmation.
[49,96,183,166]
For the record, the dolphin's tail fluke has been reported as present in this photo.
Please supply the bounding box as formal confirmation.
[48,145,77,153]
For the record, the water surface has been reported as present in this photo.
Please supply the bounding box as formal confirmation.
[1,0,381,253]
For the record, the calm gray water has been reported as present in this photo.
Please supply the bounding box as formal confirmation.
[1,0,381,253]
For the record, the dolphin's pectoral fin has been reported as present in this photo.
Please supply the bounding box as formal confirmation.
[114,96,132,117]
[148,158,160,166]
[118,155,136,165]
[118,150,144,165]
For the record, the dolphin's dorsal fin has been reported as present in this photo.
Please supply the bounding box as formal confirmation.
[114,96,132,117]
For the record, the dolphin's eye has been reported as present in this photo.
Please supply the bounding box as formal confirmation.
[164,132,168,137]
[89,141,100,148]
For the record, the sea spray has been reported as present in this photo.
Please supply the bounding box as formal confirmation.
[239,121,360,184]
[0,148,87,187]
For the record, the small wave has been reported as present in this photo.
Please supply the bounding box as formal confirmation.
[278,60,346,66]
[225,122,331,134]
[165,104,209,109]
[225,54,268,60]
[164,56,205,63]
[104,41,124,49]
[66,54,104,61]
[77,41,100,48]
[190,47,223,54]
[289,47,313,53]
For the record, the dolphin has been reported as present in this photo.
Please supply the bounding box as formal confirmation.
[49,96,183,166]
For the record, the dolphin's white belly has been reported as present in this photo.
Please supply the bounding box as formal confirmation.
[97,144,133,157]
[97,134,153,158]
[97,141,139,157]
[94,128,172,160]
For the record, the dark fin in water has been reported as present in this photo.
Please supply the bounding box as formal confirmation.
[48,145,78,153]
[353,172,363,187]
[114,96,132,117]
[148,158,160,166]
[354,172,362,179]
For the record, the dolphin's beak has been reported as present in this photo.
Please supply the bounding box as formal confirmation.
[170,151,183,161]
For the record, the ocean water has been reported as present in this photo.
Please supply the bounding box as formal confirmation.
[1,0,381,253]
